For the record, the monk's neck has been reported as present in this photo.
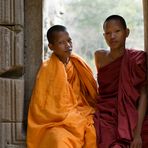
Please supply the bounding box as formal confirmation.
[110,48,125,59]
[57,55,70,66]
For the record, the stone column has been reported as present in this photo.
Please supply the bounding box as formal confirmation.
[0,0,26,147]
[143,0,148,115]
[143,0,148,52]
[24,0,43,136]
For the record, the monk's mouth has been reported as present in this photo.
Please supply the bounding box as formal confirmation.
[68,48,72,51]
[65,48,72,52]
[110,41,118,44]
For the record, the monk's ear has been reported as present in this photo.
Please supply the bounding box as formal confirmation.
[126,28,130,37]
[48,43,54,51]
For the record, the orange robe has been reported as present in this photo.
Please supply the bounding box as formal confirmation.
[27,53,97,148]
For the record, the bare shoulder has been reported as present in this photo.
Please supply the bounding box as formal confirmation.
[94,49,108,60]
[94,49,109,69]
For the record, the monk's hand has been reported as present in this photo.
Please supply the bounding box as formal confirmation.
[130,134,142,148]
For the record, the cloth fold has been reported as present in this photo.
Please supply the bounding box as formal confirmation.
[27,53,97,148]
[94,49,147,147]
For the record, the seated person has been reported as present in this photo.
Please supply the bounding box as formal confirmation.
[27,25,98,148]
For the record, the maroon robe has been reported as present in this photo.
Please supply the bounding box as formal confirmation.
[94,49,148,148]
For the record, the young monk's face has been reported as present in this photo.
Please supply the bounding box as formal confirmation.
[103,20,129,50]
[49,31,72,64]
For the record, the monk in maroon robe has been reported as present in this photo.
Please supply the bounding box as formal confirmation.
[94,15,148,148]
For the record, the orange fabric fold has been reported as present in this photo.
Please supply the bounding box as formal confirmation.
[27,53,97,148]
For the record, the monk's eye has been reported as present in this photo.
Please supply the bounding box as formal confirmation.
[105,32,111,36]
[115,30,121,33]
[57,41,65,45]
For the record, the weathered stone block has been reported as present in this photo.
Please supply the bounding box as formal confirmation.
[0,0,24,25]
[0,78,24,122]
[0,123,26,148]
[0,26,24,74]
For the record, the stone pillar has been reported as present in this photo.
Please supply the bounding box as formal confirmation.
[143,0,148,111]
[24,0,42,136]
[143,0,148,52]
[0,0,26,147]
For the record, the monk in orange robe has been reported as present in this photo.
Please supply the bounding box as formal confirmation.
[27,25,98,148]
[94,15,148,148]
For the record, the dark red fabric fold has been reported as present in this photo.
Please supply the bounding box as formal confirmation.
[118,49,146,141]
[94,49,148,148]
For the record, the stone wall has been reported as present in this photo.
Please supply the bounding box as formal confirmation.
[0,0,25,147]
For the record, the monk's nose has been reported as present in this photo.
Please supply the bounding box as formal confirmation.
[65,41,71,48]
[110,32,116,38]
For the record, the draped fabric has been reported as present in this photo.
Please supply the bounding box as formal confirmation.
[27,53,97,148]
[94,49,148,148]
